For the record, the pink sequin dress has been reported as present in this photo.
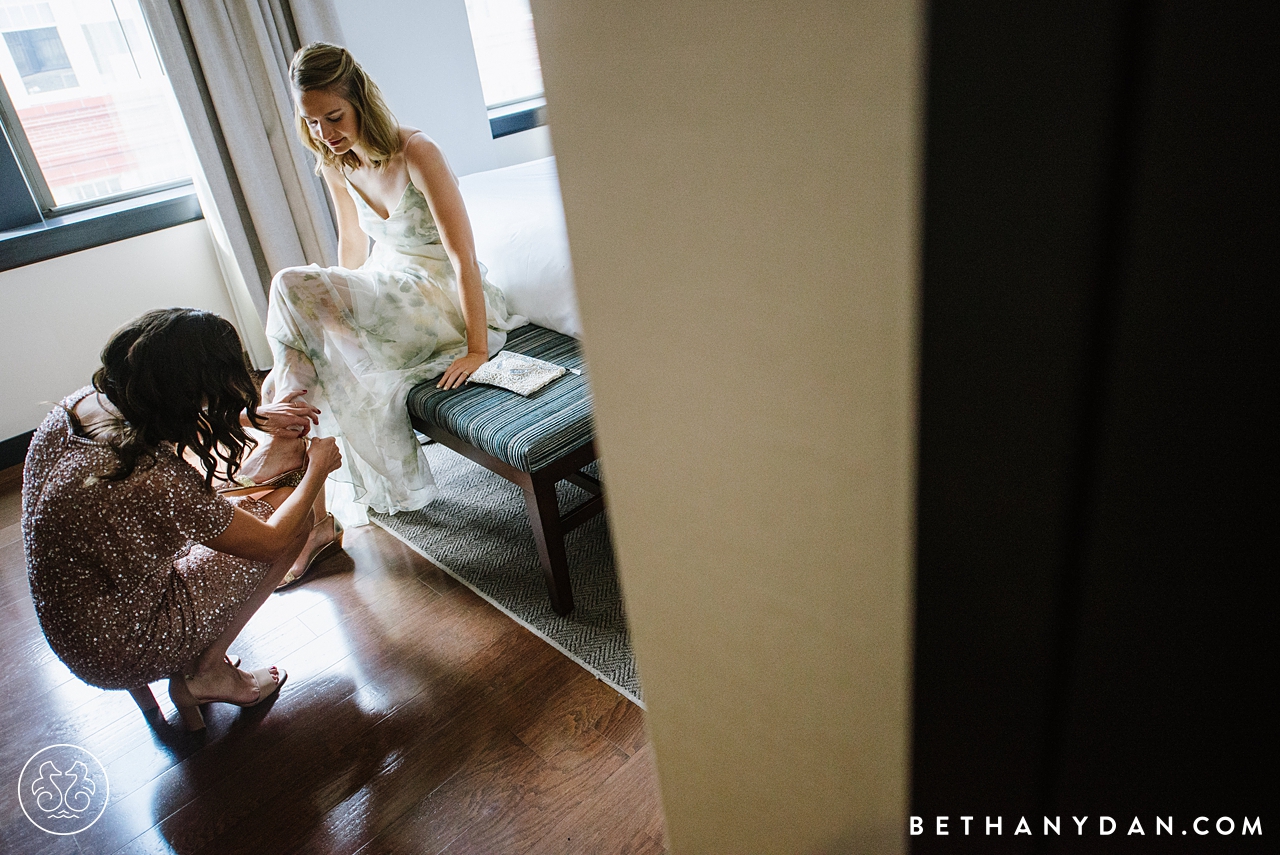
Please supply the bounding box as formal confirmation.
[21,387,274,690]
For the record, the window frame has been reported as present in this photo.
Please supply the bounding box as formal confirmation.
[0,173,201,273]
[488,95,545,139]
[0,111,41,232]
[0,21,200,271]
[462,0,548,139]
[0,71,56,212]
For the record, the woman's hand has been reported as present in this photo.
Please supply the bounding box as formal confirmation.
[438,351,487,390]
[254,390,321,436]
[306,436,343,478]
[209,435,342,563]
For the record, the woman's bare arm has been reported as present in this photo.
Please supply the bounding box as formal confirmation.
[204,437,341,562]
[403,132,490,389]
[321,165,369,269]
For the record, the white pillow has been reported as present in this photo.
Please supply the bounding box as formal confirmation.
[460,157,583,339]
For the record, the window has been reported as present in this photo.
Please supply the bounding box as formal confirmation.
[4,26,77,93]
[0,0,193,212]
[82,18,141,77]
[463,0,547,137]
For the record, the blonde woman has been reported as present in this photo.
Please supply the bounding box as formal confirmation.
[256,42,526,529]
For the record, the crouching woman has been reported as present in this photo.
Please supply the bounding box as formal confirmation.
[22,308,340,731]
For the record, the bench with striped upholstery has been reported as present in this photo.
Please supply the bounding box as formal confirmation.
[405,324,603,615]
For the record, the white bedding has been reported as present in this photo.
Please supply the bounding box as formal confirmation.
[459,157,582,339]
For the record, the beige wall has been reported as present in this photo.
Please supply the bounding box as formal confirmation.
[0,222,239,440]
[533,1,923,852]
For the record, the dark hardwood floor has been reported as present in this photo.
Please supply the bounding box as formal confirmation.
[0,463,666,855]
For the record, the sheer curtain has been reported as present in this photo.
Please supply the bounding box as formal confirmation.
[142,0,344,366]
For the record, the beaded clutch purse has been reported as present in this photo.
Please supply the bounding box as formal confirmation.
[466,351,568,396]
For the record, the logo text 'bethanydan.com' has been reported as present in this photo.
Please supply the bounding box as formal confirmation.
[910,815,1261,838]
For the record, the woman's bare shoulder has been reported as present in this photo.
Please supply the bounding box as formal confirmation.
[319,162,346,187]
[401,130,455,190]
[398,125,431,145]
[400,128,444,162]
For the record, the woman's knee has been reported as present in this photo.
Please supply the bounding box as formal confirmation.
[270,266,324,306]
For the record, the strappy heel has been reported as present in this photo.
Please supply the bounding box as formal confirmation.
[167,665,287,732]
[217,438,310,496]
[168,673,207,731]
[126,655,239,717]
[129,686,160,713]
[276,514,344,590]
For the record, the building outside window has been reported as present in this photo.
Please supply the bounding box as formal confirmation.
[0,0,192,211]
[4,25,77,93]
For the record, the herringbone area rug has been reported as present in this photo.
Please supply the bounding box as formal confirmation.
[369,443,641,702]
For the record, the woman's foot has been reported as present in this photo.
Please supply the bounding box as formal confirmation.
[169,660,287,731]
[182,658,282,706]
[237,434,308,486]
[276,513,343,590]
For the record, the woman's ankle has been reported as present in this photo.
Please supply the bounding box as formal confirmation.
[191,651,226,678]
[240,434,307,483]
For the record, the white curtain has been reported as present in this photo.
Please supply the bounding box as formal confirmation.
[142,0,345,366]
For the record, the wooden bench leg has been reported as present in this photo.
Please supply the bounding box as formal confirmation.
[522,476,575,616]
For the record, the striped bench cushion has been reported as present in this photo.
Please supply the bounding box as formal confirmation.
[406,324,594,472]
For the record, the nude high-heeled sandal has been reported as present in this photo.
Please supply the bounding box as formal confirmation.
[275,513,344,591]
[126,655,240,716]
[217,438,310,496]
[128,686,160,713]
[167,665,287,732]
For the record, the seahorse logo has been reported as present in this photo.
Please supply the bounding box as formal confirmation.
[18,744,109,835]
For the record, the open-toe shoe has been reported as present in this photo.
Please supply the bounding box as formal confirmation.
[276,513,344,591]
[168,665,287,732]
[217,438,310,496]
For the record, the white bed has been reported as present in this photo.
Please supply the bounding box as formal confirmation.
[459,156,582,340]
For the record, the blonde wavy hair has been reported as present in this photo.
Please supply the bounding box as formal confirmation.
[290,42,401,173]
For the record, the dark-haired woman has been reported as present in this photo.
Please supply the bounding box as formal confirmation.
[258,42,526,516]
[22,308,342,731]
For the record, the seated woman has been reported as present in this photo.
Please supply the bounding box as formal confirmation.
[258,42,526,517]
[22,308,342,731]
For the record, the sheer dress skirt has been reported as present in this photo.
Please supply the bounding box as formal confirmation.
[263,244,523,515]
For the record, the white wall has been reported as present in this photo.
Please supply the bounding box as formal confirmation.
[332,0,553,176]
[535,0,924,851]
[0,222,238,440]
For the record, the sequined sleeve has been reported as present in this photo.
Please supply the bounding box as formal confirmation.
[157,452,237,544]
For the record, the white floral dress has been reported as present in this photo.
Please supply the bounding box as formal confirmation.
[263,176,526,514]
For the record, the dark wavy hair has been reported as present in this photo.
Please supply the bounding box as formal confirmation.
[90,309,261,488]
